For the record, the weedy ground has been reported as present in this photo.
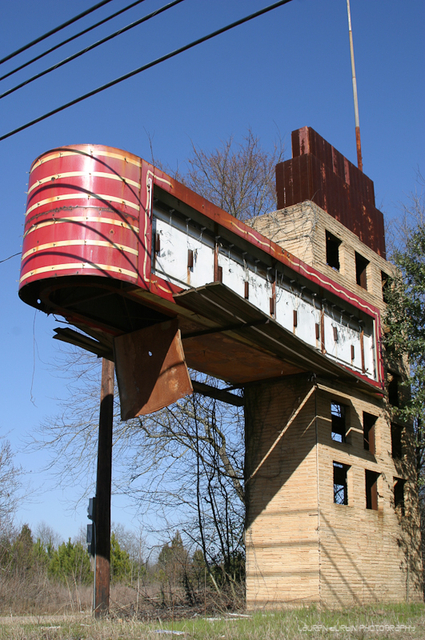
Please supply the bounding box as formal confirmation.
[0,603,424,640]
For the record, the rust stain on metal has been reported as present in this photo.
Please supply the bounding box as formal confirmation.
[114,319,192,420]
[276,127,385,258]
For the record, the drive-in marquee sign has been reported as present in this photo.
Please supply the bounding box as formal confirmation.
[19,144,384,418]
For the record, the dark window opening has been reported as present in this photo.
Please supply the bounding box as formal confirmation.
[355,252,369,289]
[363,412,377,454]
[331,402,347,443]
[293,309,298,329]
[391,423,403,459]
[381,271,390,304]
[187,249,194,270]
[244,281,249,300]
[315,323,320,340]
[216,265,223,283]
[326,231,341,270]
[394,478,405,515]
[388,372,401,407]
[333,462,349,505]
[365,470,379,510]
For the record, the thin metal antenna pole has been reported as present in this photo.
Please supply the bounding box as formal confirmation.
[346,0,363,172]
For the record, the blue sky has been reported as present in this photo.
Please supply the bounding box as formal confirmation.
[0,0,424,543]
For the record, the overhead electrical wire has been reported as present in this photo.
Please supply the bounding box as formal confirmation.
[1,1,117,67]
[0,252,21,265]
[0,0,293,143]
[0,0,185,100]
[0,0,149,84]
[0,0,115,66]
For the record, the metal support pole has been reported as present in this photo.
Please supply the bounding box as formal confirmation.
[346,0,363,172]
[94,357,114,617]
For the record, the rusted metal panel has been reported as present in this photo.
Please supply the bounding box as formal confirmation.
[277,127,386,258]
[114,319,192,419]
[181,325,303,384]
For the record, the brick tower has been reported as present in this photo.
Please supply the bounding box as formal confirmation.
[244,127,422,607]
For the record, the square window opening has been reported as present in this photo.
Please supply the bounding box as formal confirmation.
[394,478,405,515]
[333,462,349,505]
[331,402,347,443]
[326,231,341,271]
[391,423,403,459]
[365,470,379,510]
[381,271,390,304]
[363,412,377,454]
[355,252,369,289]
[388,372,401,407]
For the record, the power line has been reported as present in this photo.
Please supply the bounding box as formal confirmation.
[0,0,149,84]
[0,0,293,143]
[0,252,20,265]
[0,0,114,66]
[0,0,185,101]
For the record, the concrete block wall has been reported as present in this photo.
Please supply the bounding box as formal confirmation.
[248,201,395,315]
[244,188,422,608]
[245,374,320,607]
[316,382,422,606]
[244,375,422,608]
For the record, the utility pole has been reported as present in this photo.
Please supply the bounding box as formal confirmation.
[94,357,114,617]
[346,0,363,172]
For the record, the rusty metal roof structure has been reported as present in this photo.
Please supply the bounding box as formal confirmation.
[276,127,386,258]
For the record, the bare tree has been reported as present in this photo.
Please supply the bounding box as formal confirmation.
[0,437,21,533]
[34,521,62,550]
[125,378,245,587]
[179,128,284,220]
[34,358,244,588]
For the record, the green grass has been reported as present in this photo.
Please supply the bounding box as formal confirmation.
[0,604,424,640]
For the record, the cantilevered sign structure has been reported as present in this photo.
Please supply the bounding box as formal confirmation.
[20,142,383,415]
[19,128,422,609]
